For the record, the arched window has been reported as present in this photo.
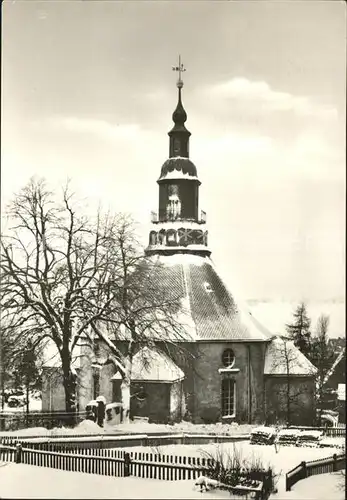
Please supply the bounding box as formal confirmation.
[166,229,177,246]
[149,231,158,245]
[221,378,236,417]
[158,230,166,245]
[190,229,203,244]
[167,185,181,220]
[222,348,235,367]
[178,228,187,246]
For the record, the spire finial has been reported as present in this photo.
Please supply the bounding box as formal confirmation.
[172,55,186,89]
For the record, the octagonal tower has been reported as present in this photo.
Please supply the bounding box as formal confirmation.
[146,66,210,258]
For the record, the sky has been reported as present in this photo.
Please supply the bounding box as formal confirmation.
[1,1,346,310]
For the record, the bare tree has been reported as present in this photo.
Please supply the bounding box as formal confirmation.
[309,314,335,425]
[88,217,191,421]
[1,178,189,423]
[267,336,316,426]
[0,315,41,411]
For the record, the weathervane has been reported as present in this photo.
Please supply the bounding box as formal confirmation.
[172,55,186,88]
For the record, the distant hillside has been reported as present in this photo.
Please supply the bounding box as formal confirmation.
[246,300,345,338]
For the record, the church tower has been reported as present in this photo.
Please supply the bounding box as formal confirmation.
[146,56,209,257]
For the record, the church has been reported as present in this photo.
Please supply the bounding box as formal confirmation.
[42,61,317,426]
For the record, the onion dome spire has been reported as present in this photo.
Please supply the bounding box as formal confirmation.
[169,55,191,158]
[172,87,188,125]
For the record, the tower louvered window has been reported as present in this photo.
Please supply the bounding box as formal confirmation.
[221,378,236,417]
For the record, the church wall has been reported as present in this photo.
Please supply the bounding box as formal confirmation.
[42,368,66,412]
[99,364,116,404]
[76,343,96,410]
[156,342,197,421]
[77,359,94,411]
[264,376,316,426]
[170,380,185,421]
[130,382,171,423]
[75,339,270,424]
[77,340,120,408]
[191,342,266,424]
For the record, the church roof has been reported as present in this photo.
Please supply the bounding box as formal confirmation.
[150,253,273,342]
[111,347,185,383]
[264,336,317,376]
[158,157,199,182]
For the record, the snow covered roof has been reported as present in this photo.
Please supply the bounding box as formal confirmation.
[111,347,184,383]
[147,254,272,342]
[278,428,299,437]
[158,157,199,183]
[264,336,317,376]
[251,426,276,436]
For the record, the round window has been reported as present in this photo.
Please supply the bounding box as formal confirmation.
[136,390,147,402]
[222,349,235,367]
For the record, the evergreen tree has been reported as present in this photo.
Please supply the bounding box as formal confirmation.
[285,302,312,357]
[13,339,41,415]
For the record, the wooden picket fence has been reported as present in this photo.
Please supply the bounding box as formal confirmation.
[0,442,273,498]
[0,442,210,481]
[288,425,345,437]
[0,444,16,462]
[0,443,127,476]
[0,433,249,451]
[286,452,345,491]
[322,427,345,437]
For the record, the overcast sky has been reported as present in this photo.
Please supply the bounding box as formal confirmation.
[2,1,346,303]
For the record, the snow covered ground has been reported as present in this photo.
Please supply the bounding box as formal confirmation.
[117,440,344,494]
[0,462,231,499]
[1,420,255,437]
[0,462,344,499]
[0,421,344,498]
[116,421,255,435]
[272,472,344,500]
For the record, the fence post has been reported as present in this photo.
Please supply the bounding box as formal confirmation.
[301,461,307,480]
[124,452,131,477]
[333,454,337,472]
[15,443,22,464]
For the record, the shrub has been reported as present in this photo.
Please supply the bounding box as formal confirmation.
[199,444,278,499]
[183,410,193,422]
